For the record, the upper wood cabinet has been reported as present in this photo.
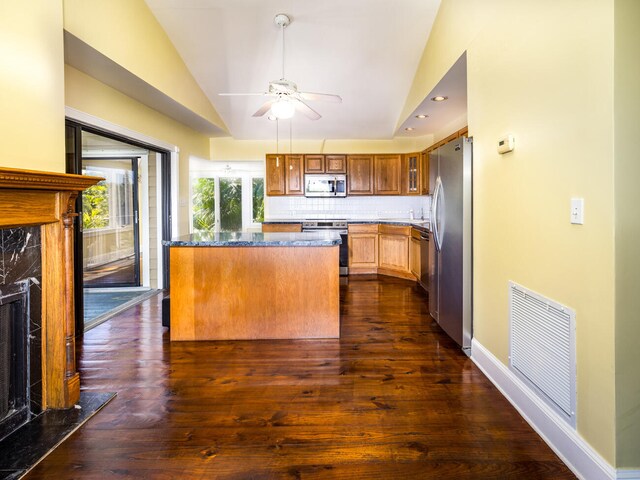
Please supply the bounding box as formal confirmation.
[304,154,347,174]
[420,151,430,195]
[304,155,325,174]
[325,155,346,174]
[266,154,285,196]
[402,153,421,195]
[374,155,402,195]
[285,155,304,195]
[347,155,374,195]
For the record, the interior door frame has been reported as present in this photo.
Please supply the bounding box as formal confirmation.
[65,119,172,335]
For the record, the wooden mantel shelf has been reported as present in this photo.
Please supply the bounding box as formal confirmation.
[0,166,100,191]
[0,166,101,409]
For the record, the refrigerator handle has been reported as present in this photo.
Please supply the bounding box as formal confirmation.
[432,176,442,251]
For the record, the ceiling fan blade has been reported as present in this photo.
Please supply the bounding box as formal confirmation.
[219,92,267,97]
[294,99,321,120]
[252,100,275,117]
[299,92,342,103]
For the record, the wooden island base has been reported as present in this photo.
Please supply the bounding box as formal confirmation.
[169,245,340,340]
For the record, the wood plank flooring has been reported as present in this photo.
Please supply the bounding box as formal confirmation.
[25,275,575,479]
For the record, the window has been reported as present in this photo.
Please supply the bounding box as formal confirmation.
[219,177,242,232]
[252,178,264,223]
[190,161,265,233]
[82,164,135,231]
[192,177,216,232]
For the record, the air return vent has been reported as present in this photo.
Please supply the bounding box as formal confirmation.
[509,282,576,427]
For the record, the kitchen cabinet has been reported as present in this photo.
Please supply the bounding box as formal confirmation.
[402,153,421,195]
[266,154,285,195]
[285,155,304,195]
[374,155,402,195]
[409,228,421,280]
[325,155,347,173]
[348,224,378,273]
[304,155,325,174]
[305,154,347,174]
[347,155,374,195]
[378,224,411,278]
[262,223,302,233]
[265,154,304,196]
[420,151,430,195]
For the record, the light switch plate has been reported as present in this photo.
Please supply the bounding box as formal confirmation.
[570,198,584,224]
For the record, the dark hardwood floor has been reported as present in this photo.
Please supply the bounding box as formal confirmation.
[25,275,575,479]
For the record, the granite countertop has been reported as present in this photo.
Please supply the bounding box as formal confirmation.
[263,218,430,231]
[163,231,342,247]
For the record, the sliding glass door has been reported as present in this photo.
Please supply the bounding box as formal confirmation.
[82,158,140,287]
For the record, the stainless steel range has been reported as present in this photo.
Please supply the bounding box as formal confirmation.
[302,220,348,276]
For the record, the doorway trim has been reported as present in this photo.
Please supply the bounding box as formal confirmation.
[65,107,179,238]
[65,108,177,334]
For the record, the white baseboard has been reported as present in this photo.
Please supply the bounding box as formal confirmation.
[617,471,640,480]
[471,338,632,480]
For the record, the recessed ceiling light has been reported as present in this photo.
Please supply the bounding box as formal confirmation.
[267,115,277,121]
[405,127,415,131]
[431,96,448,102]
[415,114,428,119]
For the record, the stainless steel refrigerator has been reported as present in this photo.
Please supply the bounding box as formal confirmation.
[428,136,472,354]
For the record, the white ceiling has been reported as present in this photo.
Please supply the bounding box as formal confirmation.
[145,0,442,140]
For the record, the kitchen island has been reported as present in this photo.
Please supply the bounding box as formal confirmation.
[164,231,341,341]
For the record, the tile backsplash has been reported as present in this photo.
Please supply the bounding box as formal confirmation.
[266,195,432,220]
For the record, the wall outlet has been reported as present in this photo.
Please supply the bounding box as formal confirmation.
[570,198,584,225]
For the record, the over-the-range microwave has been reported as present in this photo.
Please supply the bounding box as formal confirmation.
[304,174,347,197]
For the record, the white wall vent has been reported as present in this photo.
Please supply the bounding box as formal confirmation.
[509,281,576,427]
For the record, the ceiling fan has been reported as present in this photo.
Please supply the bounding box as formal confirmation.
[218,13,342,121]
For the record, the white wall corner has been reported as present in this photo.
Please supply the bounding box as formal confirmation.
[471,338,617,480]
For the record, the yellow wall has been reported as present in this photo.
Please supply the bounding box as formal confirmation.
[614,0,640,468]
[408,0,617,464]
[65,65,210,235]
[63,0,227,133]
[210,136,435,161]
[0,1,65,172]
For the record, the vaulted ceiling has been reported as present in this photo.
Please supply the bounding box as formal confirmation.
[145,0,444,140]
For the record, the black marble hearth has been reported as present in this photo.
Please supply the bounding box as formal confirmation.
[0,391,116,479]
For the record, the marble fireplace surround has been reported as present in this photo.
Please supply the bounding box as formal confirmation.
[0,167,99,410]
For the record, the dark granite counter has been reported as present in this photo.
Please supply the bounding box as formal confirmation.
[163,231,341,247]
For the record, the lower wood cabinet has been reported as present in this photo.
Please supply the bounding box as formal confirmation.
[262,223,302,233]
[378,225,412,279]
[348,224,378,273]
[349,224,414,280]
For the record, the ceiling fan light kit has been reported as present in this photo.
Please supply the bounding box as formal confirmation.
[271,98,295,119]
[218,13,341,121]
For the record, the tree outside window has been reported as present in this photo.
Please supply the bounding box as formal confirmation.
[252,178,264,223]
[83,180,110,229]
[219,177,242,232]
[192,177,216,232]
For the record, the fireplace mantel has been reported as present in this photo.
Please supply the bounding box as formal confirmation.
[0,167,100,409]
